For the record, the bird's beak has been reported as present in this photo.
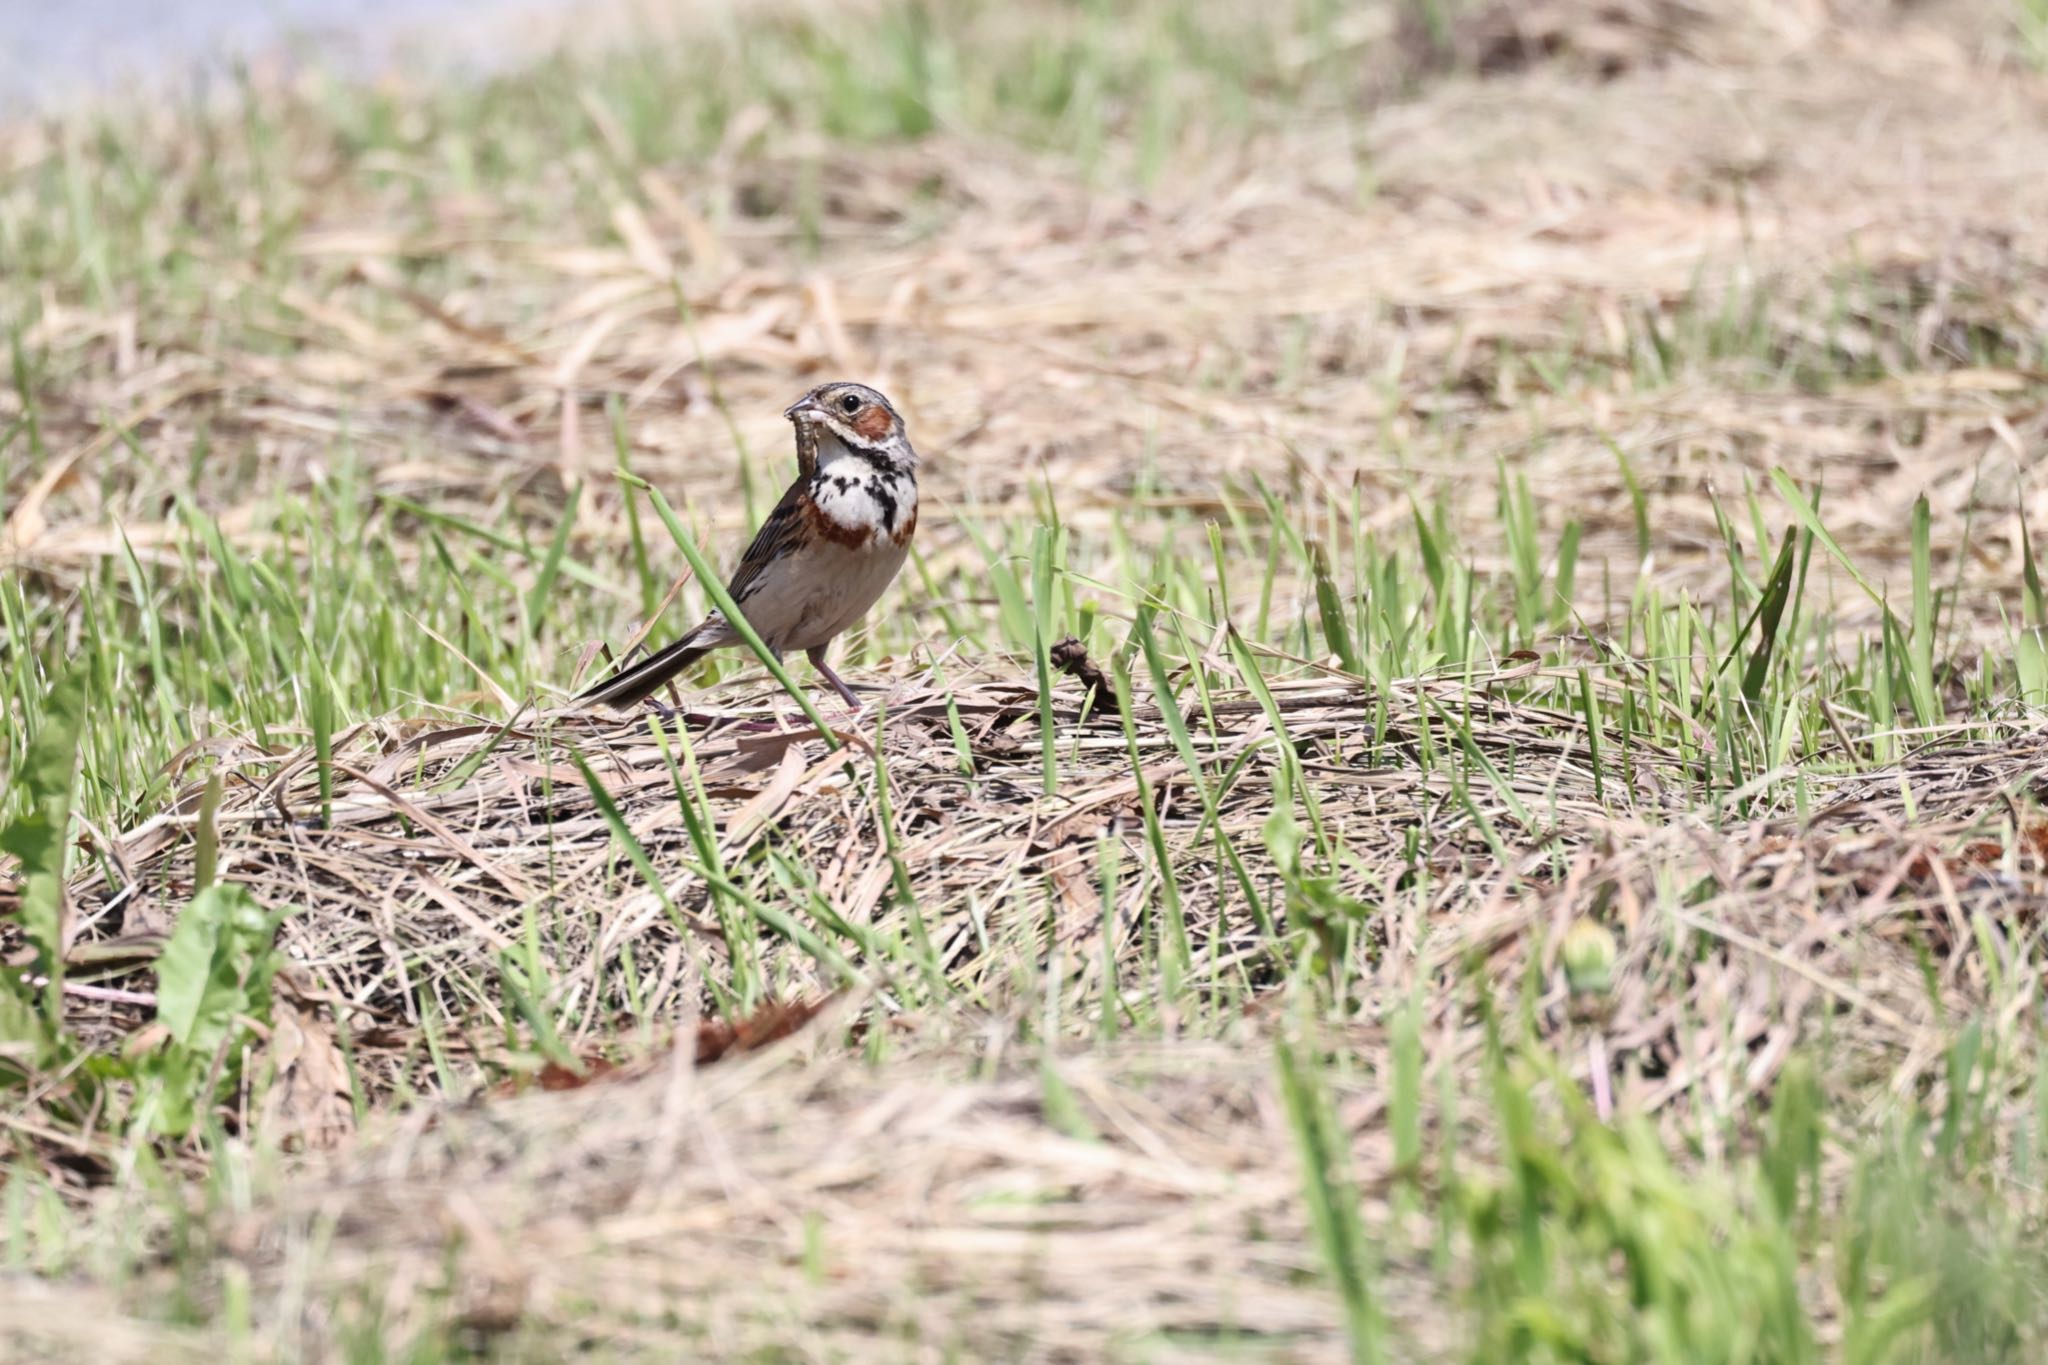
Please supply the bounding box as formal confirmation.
[784,397,826,424]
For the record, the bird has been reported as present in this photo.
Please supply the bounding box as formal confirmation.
[577,381,920,712]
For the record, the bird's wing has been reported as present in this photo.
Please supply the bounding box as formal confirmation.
[723,474,812,606]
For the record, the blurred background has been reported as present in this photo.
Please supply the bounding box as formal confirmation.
[0,0,546,111]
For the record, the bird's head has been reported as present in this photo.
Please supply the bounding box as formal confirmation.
[785,382,915,471]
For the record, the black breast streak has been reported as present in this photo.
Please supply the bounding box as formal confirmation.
[868,479,899,533]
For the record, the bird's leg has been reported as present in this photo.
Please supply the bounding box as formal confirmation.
[647,684,689,724]
[807,646,863,712]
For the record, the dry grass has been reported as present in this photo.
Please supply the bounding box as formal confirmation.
[57,681,2048,1354]
[58,667,2048,1071]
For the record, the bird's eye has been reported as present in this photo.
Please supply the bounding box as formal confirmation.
[839,393,862,414]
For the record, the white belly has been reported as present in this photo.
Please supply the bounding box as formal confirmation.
[727,535,910,654]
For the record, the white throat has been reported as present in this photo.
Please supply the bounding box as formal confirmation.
[808,425,915,475]
[811,428,865,472]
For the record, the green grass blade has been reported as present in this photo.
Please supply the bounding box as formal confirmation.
[1909,493,1939,726]
[1740,530,1800,707]
[523,483,584,629]
[2019,495,2047,704]
[0,669,84,1033]
[1311,539,1362,672]
[1276,1030,1385,1363]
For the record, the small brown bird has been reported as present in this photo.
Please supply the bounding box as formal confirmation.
[578,382,920,711]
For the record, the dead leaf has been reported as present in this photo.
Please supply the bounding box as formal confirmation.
[259,1001,356,1151]
[695,996,830,1065]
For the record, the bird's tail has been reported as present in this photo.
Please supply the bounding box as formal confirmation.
[575,633,711,709]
